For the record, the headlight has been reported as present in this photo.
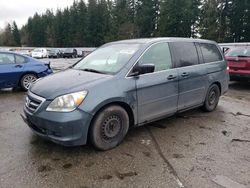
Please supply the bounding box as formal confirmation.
[46,91,88,112]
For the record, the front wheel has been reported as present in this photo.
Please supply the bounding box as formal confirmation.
[201,84,220,112]
[90,105,129,151]
[20,74,37,91]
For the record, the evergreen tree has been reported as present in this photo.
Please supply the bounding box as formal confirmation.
[199,0,220,41]
[228,0,249,42]
[12,21,21,46]
[112,0,138,40]
[2,23,15,46]
[43,10,55,46]
[76,0,88,46]
[53,9,64,47]
[135,0,158,37]
[159,0,199,37]
[190,0,201,38]
[95,0,112,45]
[244,0,250,41]
[86,0,99,46]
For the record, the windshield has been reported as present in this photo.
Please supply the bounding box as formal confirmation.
[33,49,43,52]
[65,48,73,53]
[73,43,141,74]
[226,47,250,57]
[50,49,57,53]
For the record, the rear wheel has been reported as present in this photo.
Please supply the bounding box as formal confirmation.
[20,74,37,91]
[90,105,129,151]
[202,84,220,112]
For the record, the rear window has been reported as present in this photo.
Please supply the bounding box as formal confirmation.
[226,47,250,57]
[172,42,199,67]
[15,55,26,64]
[200,43,223,63]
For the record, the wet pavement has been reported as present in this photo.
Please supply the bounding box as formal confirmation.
[0,59,250,188]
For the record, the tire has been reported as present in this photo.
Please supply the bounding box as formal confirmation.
[20,74,37,91]
[90,105,129,151]
[201,84,220,112]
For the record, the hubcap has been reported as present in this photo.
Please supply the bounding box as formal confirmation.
[208,90,217,105]
[23,75,37,90]
[101,115,122,141]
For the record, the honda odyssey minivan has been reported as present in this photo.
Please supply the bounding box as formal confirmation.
[22,38,229,150]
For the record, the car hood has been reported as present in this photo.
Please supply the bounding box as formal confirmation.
[30,69,111,99]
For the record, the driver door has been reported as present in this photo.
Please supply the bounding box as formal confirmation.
[133,42,178,124]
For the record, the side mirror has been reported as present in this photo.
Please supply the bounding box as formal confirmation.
[130,64,155,77]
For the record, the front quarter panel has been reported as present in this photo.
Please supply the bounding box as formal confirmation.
[78,75,138,124]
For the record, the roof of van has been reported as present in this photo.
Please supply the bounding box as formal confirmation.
[107,37,216,45]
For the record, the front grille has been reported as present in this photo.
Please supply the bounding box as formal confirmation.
[25,92,45,113]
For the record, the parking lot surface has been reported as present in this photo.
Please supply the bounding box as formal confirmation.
[0,58,250,188]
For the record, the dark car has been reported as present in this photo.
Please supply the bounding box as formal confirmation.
[22,38,229,150]
[225,47,250,81]
[48,49,62,58]
[63,48,77,58]
[0,51,53,91]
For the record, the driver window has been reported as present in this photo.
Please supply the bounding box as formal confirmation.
[138,43,172,72]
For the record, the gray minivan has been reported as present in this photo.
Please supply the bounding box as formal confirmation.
[22,38,229,150]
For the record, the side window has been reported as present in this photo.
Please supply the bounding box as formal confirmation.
[200,43,223,63]
[0,53,15,65]
[138,43,172,72]
[172,42,199,67]
[15,55,26,64]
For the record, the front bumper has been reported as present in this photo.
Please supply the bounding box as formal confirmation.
[22,98,93,146]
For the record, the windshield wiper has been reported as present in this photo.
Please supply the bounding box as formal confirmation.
[80,68,106,74]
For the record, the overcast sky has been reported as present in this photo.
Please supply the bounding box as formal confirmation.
[0,0,77,29]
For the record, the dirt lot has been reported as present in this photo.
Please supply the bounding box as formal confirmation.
[0,58,250,188]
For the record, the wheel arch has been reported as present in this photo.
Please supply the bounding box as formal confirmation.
[18,71,38,86]
[211,81,222,95]
[87,100,135,143]
[91,101,135,128]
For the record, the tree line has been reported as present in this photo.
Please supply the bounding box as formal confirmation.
[0,0,249,47]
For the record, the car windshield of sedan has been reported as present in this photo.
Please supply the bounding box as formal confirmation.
[73,44,141,74]
[226,47,250,57]
[33,49,43,52]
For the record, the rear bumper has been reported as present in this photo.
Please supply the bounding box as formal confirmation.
[22,104,93,146]
[63,54,73,57]
[229,70,250,81]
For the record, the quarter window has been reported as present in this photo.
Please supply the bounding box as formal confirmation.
[200,43,223,63]
[15,55,26,64]
[172,42,199,67]
[138,43,172,72]
[0,53,15,64]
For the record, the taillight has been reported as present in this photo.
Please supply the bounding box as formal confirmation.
[226,60,229,72]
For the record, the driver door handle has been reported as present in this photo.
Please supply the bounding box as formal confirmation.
[15,65,23,68]
[167,75,177,80]
[181,72,189,77]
